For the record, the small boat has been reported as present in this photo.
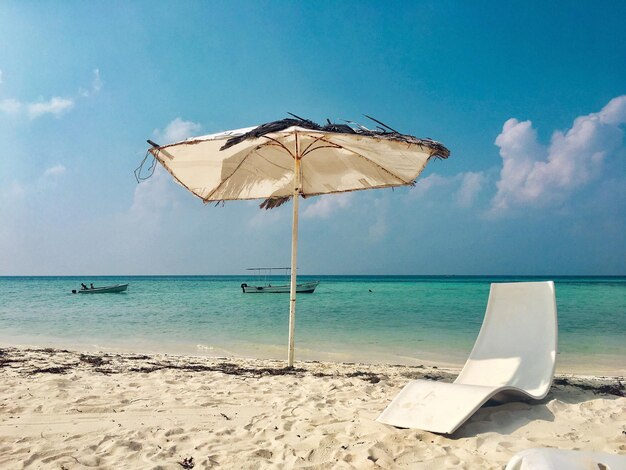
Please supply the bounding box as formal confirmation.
[240,281,319,294]
[72,284,129,294]
[241,267,319,294]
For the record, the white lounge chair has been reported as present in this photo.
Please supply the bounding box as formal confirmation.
[377,281,557,434]
[505,448,626,470]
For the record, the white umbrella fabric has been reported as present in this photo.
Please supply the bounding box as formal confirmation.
[141,117,450,366]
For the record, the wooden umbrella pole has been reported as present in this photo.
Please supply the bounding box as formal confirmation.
[288,136,301,367]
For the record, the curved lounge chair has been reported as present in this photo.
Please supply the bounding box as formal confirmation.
[505,448,626,470]
[377,281,557,434]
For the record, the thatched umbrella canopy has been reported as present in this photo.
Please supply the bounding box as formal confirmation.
[215,115,449,209]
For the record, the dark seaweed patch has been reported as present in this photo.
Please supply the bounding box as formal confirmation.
[554,377,625,397]
[80,354,107,366]
[28,365,74,375]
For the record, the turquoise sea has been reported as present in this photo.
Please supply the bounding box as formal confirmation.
[0,276,624,374]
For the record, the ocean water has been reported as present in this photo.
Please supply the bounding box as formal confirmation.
[0,276,624,374]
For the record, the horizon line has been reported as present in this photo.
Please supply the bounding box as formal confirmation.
[1,274,625,278]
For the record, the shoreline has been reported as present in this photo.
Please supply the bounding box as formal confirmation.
[1,346,624,468]
[0,336,624,377]
[1,345,624,390]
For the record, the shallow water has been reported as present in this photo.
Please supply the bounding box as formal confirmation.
[0,276,624,373]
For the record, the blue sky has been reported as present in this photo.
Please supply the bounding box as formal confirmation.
[1,1,624,275]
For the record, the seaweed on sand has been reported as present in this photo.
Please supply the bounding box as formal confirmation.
[79,354,108,367]
[346,371,383,384]
[422,373,445,381]
[28,365,74,375]
[553,377,625,397]
[0,349,26,368]
[129,361,306,378]
[311,370,387,383]
[596,382,625,396]
[0,358,26,368]
[178,457,194,469]
[93,367,119,375]
[25,348,71,354]
[124,354,151,360]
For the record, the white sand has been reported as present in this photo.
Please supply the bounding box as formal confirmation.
[0,347,624,469]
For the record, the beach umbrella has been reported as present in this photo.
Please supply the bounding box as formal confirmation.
[139,116,450,367]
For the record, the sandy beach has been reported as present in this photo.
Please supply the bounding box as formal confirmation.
[0,347,624,469]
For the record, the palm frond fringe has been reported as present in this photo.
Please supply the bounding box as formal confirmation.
[220,115,450,160]
[221,115,450,210]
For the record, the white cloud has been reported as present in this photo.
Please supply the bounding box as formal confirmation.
[0,98,22,114]
[131,166,176,217]
[131,118,201,220]
[600,95,626,125]
[0,69,102,119]
[302,193,353,219]
[91,69,103,93]
[492,95,626,211]
[410,171,486,208]
[456,172,486,207]
[368,198,388,242]
[154,117,201,143]
[249,205,284,227]
[2,181,26,200]
[80,69,104,97]
[409,173,451,198]
[0,165,67,205]
[27,96,74,119]
[43,164,66,178]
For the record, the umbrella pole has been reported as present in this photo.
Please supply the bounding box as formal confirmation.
[288,152,301,368]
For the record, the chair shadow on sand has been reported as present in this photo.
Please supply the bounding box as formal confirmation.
[449,372,625,439]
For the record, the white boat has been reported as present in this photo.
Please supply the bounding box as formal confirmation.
[241,281,319,293]
[241,267,319,294]
[72,284,129,294]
